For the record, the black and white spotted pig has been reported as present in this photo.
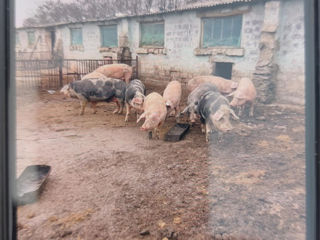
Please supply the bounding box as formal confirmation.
[60,71,126,115]
[181,82,219,123]
[198,91,239,142]
[124,79,146,122]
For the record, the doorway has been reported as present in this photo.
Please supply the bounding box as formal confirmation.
[213,62,233,79]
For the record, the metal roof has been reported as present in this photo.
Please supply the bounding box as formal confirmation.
[16,0,261,30]
[157,0,257,11]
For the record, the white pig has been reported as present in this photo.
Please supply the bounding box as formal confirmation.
[162,80,182,118]
[137,92,167,139]
[187,76,238,94]
[95,63,133,84]
[228,77,257,117]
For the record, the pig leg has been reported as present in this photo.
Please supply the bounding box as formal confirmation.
[79,100,87,115]
[148,131,153,139]
[91,102,97,114]
[153,128,161,140]
[238,105,244,117]
[230,108,239,120]
[118,101,124,114]
[190,112,197,125]
[201,123,205,133]
[137,112,146,123]
[152,129,157,139]
[113,99,120,114]
[156,121,164,139]
[249,101,255,117]
[156,128,161,139]
[205,121,211,142]
[217,132,223,142]
[125,103,131,122]
[175,106,180,118]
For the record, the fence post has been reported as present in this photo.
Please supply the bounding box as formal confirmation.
[58,59,63,88]
[136,55,138,79]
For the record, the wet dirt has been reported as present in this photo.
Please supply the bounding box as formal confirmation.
[16,85,305,240]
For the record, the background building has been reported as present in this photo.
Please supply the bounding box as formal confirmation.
[16,0,305,105]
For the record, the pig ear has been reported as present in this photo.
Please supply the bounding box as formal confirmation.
[136,112,146,123]
[212,110,224,121]
[230,109,239,120]
[236,92,246,99]
[231,82,238,89]
[165,100,172,108]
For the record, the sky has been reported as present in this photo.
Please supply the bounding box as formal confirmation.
[15,0,43,27]
[15,0,72,27]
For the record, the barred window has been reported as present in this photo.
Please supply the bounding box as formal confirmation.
[202,15,242,47]
[100,25,118,47]
[140,22,164,47]
[27,31,35,45]
[70,28,83,46]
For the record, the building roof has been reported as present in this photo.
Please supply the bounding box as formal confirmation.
[16,0,261,30]
[165,0,256,11]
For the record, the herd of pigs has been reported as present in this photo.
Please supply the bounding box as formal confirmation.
[60,63,256,142]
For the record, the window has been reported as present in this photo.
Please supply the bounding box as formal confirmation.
[202,14,242,47]
[140,22,164,47]
[100,25,118,47]
[27,31,35,45]
[70,28,83,46]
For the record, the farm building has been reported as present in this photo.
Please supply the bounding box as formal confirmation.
[15,1,306,239]
[16,0,305,105]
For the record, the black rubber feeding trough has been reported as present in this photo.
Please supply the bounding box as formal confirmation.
[16,165,51,205]
[165,123,190,142]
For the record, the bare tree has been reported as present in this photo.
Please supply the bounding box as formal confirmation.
[144,0,154,12]
[157,0,167,11]
[22,0,203,27]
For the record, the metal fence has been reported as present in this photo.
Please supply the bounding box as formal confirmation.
[16,57,138,91]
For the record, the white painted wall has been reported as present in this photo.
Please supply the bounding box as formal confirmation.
[57,23,102,59]
[16,28,49,52]
[128,11,211,82]
[127,3,266,84]
[54,20,130,59]
[275,0,305,105]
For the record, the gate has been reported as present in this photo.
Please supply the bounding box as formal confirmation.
[16,57,139,91]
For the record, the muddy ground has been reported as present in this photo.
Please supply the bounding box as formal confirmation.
[16,84,305,240]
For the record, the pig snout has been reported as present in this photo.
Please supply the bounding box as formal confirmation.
[189,112,197,123]
[210,112,233,132]
[220,124,233,132]
[230,97,247,106]
[133,98,143,105]
[218,117,234,132]
[213,122,233,132]
[140,117,158,131]
[140,121,149,131]
[229,98,238,106]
